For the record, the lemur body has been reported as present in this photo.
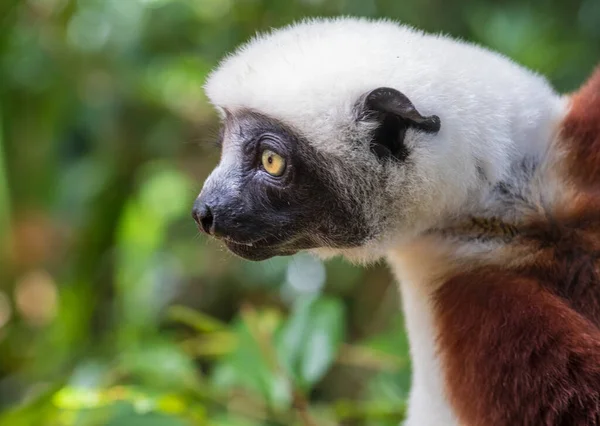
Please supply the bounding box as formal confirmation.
[193,17,600,425]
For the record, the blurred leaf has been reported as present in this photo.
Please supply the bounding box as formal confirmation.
[105,412,189,426]
[118,165,193,255]
[362,314,412,403]
[211,308,292,411]
[156,394,187,415]
[118,339,200,390]
[53,387,109,410]
[277,295,346,391]
[140,56,212,120]
[137,165,193,223]
[52,384,201,425]
[116,165,193,333]
[0,109,9,256]
[68,360,111,389]
[334,399,406,423]
[181,332,237,358]
[167,305,228,332]
[208,413,265,426]
[336,343,405,372]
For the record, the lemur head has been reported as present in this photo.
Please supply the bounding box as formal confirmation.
[193,17,563,262]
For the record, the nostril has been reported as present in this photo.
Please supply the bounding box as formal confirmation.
[193,203,215,235]
[200,206,214,235]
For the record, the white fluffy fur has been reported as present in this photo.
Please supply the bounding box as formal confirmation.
[204,17,568,425]
[388,241,463,426]
[205,17,565,256]
[205,16,563,177]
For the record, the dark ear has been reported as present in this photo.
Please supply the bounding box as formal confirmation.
[358,87,441,161]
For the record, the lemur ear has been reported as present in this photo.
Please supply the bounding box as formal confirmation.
[358,87,441,161]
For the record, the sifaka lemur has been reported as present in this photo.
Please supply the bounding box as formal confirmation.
[192,17,600,426]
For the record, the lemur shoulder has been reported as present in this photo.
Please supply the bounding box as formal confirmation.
[192,17,600,426]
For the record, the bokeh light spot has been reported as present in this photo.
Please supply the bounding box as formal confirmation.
[14,269,58,327]
[67,9,112,52]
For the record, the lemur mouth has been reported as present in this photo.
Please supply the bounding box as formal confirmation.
[221,236,262,247]
[224,239,299,261]
[220,233,313,261]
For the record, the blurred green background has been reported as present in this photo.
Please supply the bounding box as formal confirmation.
[0,0,598,425]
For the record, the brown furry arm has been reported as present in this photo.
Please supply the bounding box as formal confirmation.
[434,269,600,426]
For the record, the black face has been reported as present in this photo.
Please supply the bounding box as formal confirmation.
[192,111,369,261]
[193,88,441,261]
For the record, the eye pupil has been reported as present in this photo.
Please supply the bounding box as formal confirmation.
[261,149,285,177]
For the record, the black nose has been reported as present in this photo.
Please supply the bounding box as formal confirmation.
[192,202,214,235]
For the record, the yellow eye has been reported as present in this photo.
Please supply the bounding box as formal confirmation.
[261,149,286,176]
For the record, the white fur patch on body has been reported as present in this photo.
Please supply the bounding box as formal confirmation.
[389,242,461,426]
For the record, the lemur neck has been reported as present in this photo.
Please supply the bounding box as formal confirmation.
[434,127,566,242]
[387,241,463,426]
[387,154,561,426]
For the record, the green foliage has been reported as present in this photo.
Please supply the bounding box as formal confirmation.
[0,0,598,425]
[0,109,9,261]
[277,296,345,391]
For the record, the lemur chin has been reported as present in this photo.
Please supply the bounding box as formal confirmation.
[192,17,600,426]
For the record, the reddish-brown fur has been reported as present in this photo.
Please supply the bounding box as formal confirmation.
[562,66,600,187]
[433,69,600,425]
[436,268,600,426]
